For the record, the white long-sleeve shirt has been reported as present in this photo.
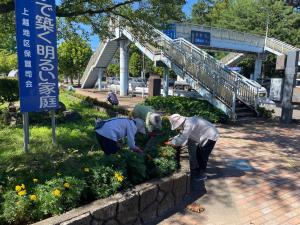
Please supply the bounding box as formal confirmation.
[96,118,137,149]
[171,116,219,147]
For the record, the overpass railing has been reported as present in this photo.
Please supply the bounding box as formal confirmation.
[266,37,300,55]
[152,29,259,114]
[176,23,265,47]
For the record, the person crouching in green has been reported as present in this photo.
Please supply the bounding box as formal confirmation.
[132,104,162,135]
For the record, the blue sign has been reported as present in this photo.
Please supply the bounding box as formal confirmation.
[162,24,176,39]
[191,30,210,46]
[15,0,59,112]
[227,67,242,72]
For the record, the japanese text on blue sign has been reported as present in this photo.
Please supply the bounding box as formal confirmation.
[162,24,176,39]
[191,30,210,46]
[15,0,59,112]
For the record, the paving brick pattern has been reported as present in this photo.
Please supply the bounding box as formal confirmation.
[158,119,300,225]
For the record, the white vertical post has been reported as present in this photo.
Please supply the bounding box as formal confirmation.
[120,39,129,96]
[163,66,169,97]
[253,54,263,81]
[98,68,104,91]
[23,112,29,152]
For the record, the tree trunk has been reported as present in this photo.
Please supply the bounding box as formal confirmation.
[70,77,74,85]
[77,74,81,86]
[64,76,68,83]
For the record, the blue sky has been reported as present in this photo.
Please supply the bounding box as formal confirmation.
[89,0,197,50]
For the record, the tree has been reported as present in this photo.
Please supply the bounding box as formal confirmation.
[197,0,300,78]
[191,0,216,25]
[107,64,120,77]
[58,37,93,85]
[0,50,17,75]
[129,52,142,77]
[0,0,186,52]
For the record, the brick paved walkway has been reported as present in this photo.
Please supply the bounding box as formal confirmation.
[157,119,300,225]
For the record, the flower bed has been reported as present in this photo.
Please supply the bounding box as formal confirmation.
[0,91,179,225]
[145,96,228,123]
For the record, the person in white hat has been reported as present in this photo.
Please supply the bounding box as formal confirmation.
[165,114,219,180]
[132,104,162,133]
[95,117,146,155]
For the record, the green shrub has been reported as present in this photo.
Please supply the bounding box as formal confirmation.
[257,107,275,118]
[3,177,85,224]
[120,149,147,185]
[2,190,31,224]
[0,78,19,105]
[153,157,177,178]
[90,166,123,198]
[145,96,228,123]
[34,177,85,218]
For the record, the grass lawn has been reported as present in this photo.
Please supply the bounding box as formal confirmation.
[0,90,110,190]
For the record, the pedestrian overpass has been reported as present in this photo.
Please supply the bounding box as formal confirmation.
[81,20,300,120]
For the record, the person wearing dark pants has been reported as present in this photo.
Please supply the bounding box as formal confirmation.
[95,117,146,155]
[165,114,219,181]
[196,140,216,172]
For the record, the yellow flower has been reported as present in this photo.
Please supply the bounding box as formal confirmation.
[15,185,22,192]
[84,167,90,173]
[53,189,62,197]
[21,184,25,190]
[33,178,38,183]
[114,172,124,183]
[63,182,70,189]
[30,195,37,201]
[18,190,26,196]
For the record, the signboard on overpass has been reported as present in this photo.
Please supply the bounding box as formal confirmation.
[162,24,176,39]
[191,30,211,46]
[227,67,242,72]
[15,0,59,112]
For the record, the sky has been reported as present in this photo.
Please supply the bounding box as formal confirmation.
[89,0,197,50]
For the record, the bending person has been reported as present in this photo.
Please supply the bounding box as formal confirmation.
[132,104,162,133]
[95,117,146,155]
[165,114,219,181]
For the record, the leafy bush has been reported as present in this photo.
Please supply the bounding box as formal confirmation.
[145,96,228,123]
[153,157,177,178]
[2,190,31,224]
[2,177,85,224]
[257,107,275,118]
[120,149,147,185]
[90,166,123,198]
[34,177,85,216]
[0,78,19,105]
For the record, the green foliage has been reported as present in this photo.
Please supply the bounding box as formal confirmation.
[2,190,31,224]
[107,64,120,77]
[129,52,142,77]
[0,13,16,51]
[121,149,147,185]
[257,106,275,118]
[0,50,17,75]
[0,78,19,105]
[58,37,92,84]
[153,157,177,178]
[145,96,228,123]
[2,177,85,223]
[0,90,179,224]
[90,166,123,198]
